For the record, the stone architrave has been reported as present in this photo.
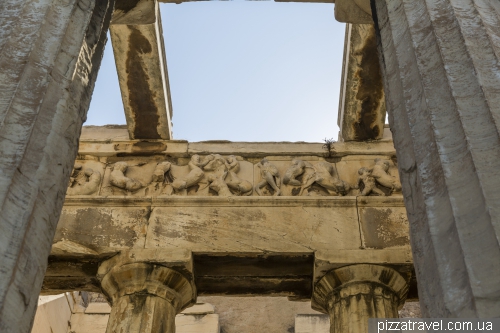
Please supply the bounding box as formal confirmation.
[372,0,500,317]
[312,264,409,333]
[0,1,114,332]
[97,250,197,333]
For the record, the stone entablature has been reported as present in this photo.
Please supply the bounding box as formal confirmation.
[44,127,413,303]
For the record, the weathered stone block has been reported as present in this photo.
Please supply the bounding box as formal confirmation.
[55,205,149,253]
[145,198,361,253]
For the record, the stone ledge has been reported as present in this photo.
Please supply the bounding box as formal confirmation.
[62,195,405,207]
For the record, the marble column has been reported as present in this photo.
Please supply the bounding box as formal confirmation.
[0,1,114,332]
[312,264,409,333]
[371,0,500,317]
[98,251,196,333]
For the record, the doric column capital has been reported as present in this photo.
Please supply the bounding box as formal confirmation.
[97,249,196,313]
[312,264,409,314]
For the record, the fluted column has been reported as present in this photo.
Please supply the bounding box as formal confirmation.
[312,264,409,333]
[97,250,196,333]
[0,1,114,332]
[371,0,500,317]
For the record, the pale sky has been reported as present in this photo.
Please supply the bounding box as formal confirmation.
[85,2,346,142]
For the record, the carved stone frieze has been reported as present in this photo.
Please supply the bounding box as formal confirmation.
[66,154,402,198]
[255,158,282,196]
[358,158,402,196]
[67,162,104,196]
[110,161,143,192]
[282,159,352,196]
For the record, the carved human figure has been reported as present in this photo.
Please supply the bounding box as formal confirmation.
[225,155,239,173]
[67,164,101,195]
[358,167,385,196]
[312,161,351,196]
[152,162,172,183]
[282,159,316,196]
[224,155,253,196]
[208,172,233,197]
[203,154,226,175]
[69,163,86,187]
[171,155,210,195]
[110,161,142,192]
[255,158,281,196]
[283,159,306,186]
[371,158,402,192]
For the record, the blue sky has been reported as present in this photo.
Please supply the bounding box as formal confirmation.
[86,2,345,142]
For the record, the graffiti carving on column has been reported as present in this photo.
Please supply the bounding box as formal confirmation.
[67,163,101,195]
[358,158,402,196]
[255,158,281,196]
[283,159,351,196]
[110,161,143,192]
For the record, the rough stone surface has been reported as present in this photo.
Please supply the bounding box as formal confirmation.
[175,313,220,333]
[0,1,114,332]
[373,0,500,317]
[295,314,330,333]
[199,296,321,333]
[31,295,72,333]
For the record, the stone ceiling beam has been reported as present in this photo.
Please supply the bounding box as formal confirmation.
[111,0,173,139]
[337,23,386,142]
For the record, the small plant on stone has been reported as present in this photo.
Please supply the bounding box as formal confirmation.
[322,137,336,158]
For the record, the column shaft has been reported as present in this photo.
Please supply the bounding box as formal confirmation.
[372,0,500,317]
[107,294,176,333]
[0,1,114,332]
[328,283,399,333]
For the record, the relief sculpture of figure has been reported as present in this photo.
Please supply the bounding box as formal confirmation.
[371,158,402,192]
[282,159,316,196]
[172,154,211,195]
[203,154,226,174]
[208,172,233,197]
[255,158,281,196]
[110,161,142,192]
[152,161,172,183]
[224,155,253,196]
[283,160,350,196]
[312,162,351,196]
[67,163,101,195]
[358,167,385,196]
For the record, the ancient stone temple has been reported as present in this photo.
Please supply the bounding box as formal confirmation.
[1,0,499,332]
